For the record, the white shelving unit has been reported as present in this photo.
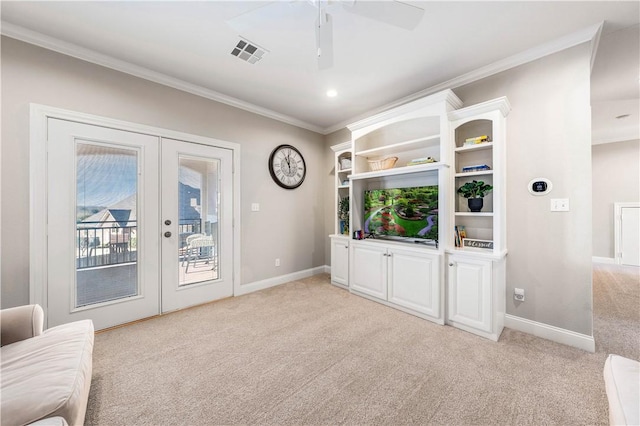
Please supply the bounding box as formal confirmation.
[344,89,463,324]
[329,141,352,289]
[329,90,510,340]
[446,97,511,341]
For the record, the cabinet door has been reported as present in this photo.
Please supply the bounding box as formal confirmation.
[447,256,492,332]
[331,238,349,287]
[388,249,440,318]
[350,243,387,300]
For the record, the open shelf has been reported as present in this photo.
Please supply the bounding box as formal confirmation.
[455,170,493,178]
[355,134,440,158]
[455,212,494,217]
[454,142,493,153]
[349,161,447,180]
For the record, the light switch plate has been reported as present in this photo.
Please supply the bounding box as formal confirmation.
[251,203,260,212]
[550,198,569,212]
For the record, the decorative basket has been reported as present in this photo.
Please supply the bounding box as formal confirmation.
[368,157,398,171]
[339,158,352,170]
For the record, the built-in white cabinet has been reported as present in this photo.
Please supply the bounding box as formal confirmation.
[448,98,510,253]
[327,89,510,341]
[388,246,440,319]
[446,253,505,341]
[445,98,510,340]
[350,240,442,322]
[329,142,352,289]
[330,236,349,288]
[350,242,387,299]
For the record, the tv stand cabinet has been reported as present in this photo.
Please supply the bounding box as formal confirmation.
[350,239,442,323]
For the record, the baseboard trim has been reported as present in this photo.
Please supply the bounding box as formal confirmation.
[323,265,331,274]
[592,256,615,264]
[235,266,326,296]
[504,314,595,353]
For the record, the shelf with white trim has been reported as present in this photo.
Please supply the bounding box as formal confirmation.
[355,134,440,158]
[349,161,447,181]
[455,170,493,178]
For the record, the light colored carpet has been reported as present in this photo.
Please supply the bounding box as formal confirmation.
[86,264,639,425]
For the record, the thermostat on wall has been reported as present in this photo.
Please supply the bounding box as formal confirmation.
[528,178,552,195]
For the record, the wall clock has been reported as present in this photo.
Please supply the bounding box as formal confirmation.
[268,144,306,189]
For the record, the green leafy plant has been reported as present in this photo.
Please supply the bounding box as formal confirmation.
[457,180,493,198]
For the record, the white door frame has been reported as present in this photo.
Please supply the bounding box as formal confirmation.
[30,104,241,328]
[614,201,640,265]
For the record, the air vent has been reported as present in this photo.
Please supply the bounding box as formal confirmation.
[231,38,268,64]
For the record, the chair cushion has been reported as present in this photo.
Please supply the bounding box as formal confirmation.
[1,320,94,426]
[604,354,640,426]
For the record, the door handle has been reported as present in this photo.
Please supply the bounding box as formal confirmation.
[164,231,172,238]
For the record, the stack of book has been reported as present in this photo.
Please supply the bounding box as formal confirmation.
[406,156,437,166]
[454,225,467,247]
[461,164,491,173]
[463,135,490,146]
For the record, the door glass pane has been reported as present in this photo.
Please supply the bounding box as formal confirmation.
[76,143,138,307]
[179,156,220,286]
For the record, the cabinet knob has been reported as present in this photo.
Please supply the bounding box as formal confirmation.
[449,262,455,267]
[344,245,348,249]
[164,231,172,238]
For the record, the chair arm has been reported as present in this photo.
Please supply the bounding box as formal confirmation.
[1,304,44,346]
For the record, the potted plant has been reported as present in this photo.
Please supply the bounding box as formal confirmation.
[457,180,493,212]
[338,196,350,235]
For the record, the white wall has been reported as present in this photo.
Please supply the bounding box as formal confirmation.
[592,139,640,259]
[1,37,326,308]
[451,43,594,336]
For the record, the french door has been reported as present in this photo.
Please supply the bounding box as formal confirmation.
[46,118,233,329]
[160,138,233,312]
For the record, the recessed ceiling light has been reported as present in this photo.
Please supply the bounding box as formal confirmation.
[326,89,338,98]
[615,114,630,119]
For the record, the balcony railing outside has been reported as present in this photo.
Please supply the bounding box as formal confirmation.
[76,219,201,269]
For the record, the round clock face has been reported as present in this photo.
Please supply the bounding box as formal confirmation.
[268,144,306,189]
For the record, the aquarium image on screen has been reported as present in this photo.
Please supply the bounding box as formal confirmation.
[364,186,438,241]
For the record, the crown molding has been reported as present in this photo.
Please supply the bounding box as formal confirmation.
[330,141,351,152]
[448,96,512,121]
[1,22,325,135]
[347,89,462,132]
[327,22,604,135]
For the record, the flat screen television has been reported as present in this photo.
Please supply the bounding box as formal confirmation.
[363,186,438,245]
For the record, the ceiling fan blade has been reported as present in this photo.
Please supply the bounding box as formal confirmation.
[316,11,334,70]
[342,0,424,30]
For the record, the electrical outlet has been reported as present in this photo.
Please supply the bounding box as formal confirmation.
[275,258,280,267]
[514,288,525,302]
